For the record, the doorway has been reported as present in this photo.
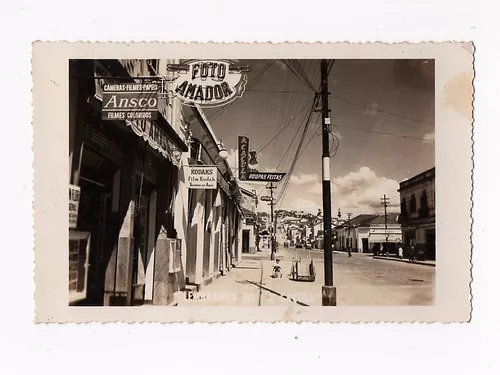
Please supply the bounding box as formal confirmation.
[362,238,368,253]
[74,176,112,306]
[242,230,250,253]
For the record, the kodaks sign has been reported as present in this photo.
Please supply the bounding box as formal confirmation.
[185,166,217,189]
[168,60,251,107]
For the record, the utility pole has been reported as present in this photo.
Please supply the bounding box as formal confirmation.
[267,183,277,260]
[321,59,336,306]
[380,194,390,255]
[347,212,352,252]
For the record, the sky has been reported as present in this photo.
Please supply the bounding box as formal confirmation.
[201,59,435,217]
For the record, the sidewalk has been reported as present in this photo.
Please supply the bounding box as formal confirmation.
[176,249,308,306]
[372,255,436,267]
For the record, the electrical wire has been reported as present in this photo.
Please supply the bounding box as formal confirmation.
[257,96,316,153]
[208,59,276,122]
[276,95,318,205]
[333,122,434,142]
[290,59,316,92]
[281,60,316,92]
[242,89,434,127]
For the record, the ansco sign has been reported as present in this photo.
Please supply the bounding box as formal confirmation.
[168,60,251,107]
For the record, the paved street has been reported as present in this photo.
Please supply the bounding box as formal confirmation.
[177,246,435,307]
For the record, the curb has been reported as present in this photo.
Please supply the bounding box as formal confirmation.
[372,256,436,267]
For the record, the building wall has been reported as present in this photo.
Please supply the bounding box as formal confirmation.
[400,178,436,220]
[399,170,436,259]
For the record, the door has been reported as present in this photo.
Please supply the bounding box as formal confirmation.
[242,230,250,253]
[425,229,436,260]
[362,238,368,253]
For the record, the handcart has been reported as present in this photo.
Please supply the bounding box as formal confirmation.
[290,248,316,282]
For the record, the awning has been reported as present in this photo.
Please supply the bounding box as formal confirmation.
[368,233,402,243]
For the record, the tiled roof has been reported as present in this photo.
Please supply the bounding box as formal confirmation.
[349,214,379,227]
[369,213,400,225]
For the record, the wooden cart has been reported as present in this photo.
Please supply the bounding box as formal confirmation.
[290,249,316,282]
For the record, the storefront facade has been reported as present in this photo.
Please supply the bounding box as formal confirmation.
[398,167,436,260]
[182,105,244,288]
[69,59,189,306]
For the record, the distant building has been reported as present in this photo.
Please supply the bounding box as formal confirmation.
[367,214,403,254]
[240,188,258,254]
[398,167,436,260]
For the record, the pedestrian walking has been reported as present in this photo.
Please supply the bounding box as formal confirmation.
[409,245,415,262]
[398,244,404,259]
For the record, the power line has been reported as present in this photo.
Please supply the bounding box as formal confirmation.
[277,95,318,205]
[208,59,276,122]
[281,59,316,92]
[290,59,316,92]
[243,89,434,127]
[275,101,317,171]
[257,96,316,153]
[329,95,435,127]
[333,122,434,142]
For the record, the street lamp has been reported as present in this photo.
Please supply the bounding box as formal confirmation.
[218,139,229,160]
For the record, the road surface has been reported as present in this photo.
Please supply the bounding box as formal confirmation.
[177,247,435,307]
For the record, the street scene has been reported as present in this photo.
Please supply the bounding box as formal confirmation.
[179,233,434,307]
[68,57,435,307]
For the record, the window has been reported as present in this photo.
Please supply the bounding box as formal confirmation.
[400,197,407,215]
[146,59,159,75]
[409,194,417,213]
[419,190,429,217]
[420,190,428,209]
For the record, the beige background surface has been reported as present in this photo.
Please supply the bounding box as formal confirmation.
[32,42,473,322]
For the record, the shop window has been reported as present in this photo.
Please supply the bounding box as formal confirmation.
[69,231,91,304]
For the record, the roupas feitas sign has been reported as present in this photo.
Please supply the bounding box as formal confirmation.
[168,60,251,107]
[186,166,217,189]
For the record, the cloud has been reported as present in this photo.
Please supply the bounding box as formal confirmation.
[281,198,322,214]
[226,148,238,172]
[309,166,400,215]
[290,173,318,185]
[307,182,322,194]
[423,132,435,142]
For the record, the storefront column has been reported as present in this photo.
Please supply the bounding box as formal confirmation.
[104,137,138,306]
[144,190,157,302]
[186,189,206,285]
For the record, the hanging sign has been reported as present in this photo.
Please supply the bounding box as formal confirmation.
[260,196,275,202]
[186,166,217,189]
[167,60,251,108]
[101,83,159,120]
[237,135,287,182]
[69,184,81,229]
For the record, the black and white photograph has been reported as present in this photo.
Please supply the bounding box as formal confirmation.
[33,42,473,322]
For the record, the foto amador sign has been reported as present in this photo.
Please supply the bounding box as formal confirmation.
[168,60,251,107]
